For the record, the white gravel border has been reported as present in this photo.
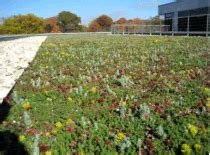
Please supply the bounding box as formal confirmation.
[0,36,47,103]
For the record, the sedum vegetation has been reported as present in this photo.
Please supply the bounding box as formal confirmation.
[1,35,209,154]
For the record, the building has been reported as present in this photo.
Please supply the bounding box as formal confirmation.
[159,0,210,32]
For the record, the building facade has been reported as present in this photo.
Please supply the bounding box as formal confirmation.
[159,0,210,32]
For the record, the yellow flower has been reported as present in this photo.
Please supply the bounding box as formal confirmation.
[204,87,209,94]
[181,144,191,155]
[206,98,210,107]
[45,65,49,69]
[188,124,198,137]
[117,132,126,142]
[119,101,126,106]
[51,129,58,135]
[19,135,26,142]
[66,118,73,126]
[22,102,31,110]
[44,90,49,95]
[61,51,66,56]
[48,43,56,47]
[55,122,62,129]
[190,115,196,119]
[45,132,50,137]
[90,87,97,93]
[194,144,201,151]
[80,151,85,155]
[67,97,73,103]
[91,100,95,104]
[45,151,52,155]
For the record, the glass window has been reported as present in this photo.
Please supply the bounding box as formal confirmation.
[178,17,188,31]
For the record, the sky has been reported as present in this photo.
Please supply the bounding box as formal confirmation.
[0,0,172,25]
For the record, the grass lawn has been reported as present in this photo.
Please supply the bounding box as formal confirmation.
[0,35,209,154]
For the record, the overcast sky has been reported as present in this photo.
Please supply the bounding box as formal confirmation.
[0,0,171,25]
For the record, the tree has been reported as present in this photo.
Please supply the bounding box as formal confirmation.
[44,17,61,33]
[3,14,44,34]
[0,25,6,34]
[96,15,113,31]
[145,16,162,25]
[151,16,162,25]
[57,11,81,32]
[115,18,127,24]
[78,25,88,32]
[114,17,145,25]
[44,24,53,33]
[87,20,101,32]
[128,18,145,25]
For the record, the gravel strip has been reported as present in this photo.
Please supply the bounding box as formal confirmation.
[0,36,47,103]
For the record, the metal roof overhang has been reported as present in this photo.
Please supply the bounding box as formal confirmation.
[158,0,210,15]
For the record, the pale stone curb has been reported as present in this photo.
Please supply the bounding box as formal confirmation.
[0,36,47,103]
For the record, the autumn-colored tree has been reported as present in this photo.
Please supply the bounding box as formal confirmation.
[2,14,44,34]
[87,15,113,32]
[114,17,145,25]
[96,15,113,31]
[87,20,101,32]
[113,17,145,33]
[44,17,61,33]
[128,18,145,25]
[115,18,127,24]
